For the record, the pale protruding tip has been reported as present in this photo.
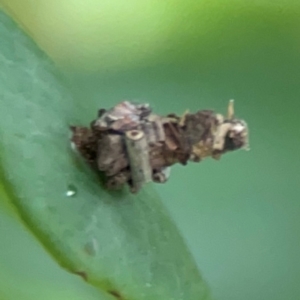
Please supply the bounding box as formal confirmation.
[179,109,190,126]
[227,99,235,120]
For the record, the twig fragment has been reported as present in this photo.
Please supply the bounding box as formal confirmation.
[125,130,152,193]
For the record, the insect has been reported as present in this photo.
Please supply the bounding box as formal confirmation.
[71,100,249,193]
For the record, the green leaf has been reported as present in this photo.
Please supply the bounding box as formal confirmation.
[0,193,110,300]
[0,10,211,300]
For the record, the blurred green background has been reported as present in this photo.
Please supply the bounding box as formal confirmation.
[1,1,300,300]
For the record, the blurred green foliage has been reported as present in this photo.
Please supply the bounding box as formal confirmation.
[1,0,299,72]
[0,1,300,300]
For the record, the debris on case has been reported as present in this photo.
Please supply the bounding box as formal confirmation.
[71,100,249,193]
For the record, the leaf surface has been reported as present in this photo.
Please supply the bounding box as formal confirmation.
[0,10,211,300]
